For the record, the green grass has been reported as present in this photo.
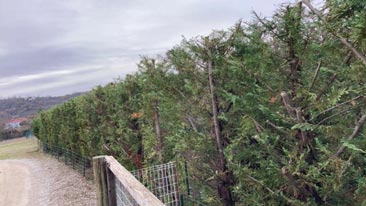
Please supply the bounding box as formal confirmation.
[0,137,39,160]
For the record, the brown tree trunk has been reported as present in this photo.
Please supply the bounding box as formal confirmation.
[207,53,235,206]
[130,117,144,169]
[153,98,164,164]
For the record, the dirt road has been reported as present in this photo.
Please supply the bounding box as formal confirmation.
[0,160,31,206]
[0,138,96,206]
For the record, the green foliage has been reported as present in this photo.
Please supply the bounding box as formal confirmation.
[32,1,366,205]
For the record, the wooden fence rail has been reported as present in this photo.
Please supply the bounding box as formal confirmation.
[93,155,166,206]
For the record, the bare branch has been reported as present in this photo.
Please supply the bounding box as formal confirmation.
[312,96,363,121]
[266,120,287,134]
[280,91,296,117]
[309,61,322,91]
[249,116,264,133]
[187,116,198,133]
[343,51,353,65]
[246,174,275,194]
[316,109,350,126]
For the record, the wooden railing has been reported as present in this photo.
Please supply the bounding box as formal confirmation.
[93,156,165,206]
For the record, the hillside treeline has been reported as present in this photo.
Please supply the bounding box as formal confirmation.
[0,93,83,119]
[0,93,82,140]
[33,1,366,205]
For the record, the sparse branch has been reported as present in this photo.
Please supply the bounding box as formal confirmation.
[301,0,366,66]
[266,120,287,134]
[246,173,298,205]
[187,116,198,133]
[312,96,363,121]
[248,116,264,133]
[253,11,281,39]
[246,174,275,194]
[281,167,299,192]
[309,61,322,91]
[343,51,353,65]
[280,91,296,117]
[332,112,366,158]
[316,109,350,126]
[316,74,337,100]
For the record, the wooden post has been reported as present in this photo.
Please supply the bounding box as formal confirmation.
[105,156,166,206]
[94,155,165,206]
[93,156,110,206]
[106,167,116,206]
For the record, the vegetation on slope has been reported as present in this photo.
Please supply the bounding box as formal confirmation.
[0,93,83,140]
[0,138,38,160]
[33,1,366,205]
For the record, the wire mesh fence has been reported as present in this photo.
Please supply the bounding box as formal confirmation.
[94,156,165,206]
[114,172,139,206]
[131,162,181,206]
[38,141,203,205]
[38,140,92,178]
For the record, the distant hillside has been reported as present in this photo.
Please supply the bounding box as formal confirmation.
[0,92,84,140]
[0,92,84,119]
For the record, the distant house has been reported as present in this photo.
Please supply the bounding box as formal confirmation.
[5,118,28,129]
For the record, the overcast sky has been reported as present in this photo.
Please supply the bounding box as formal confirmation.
[0,0,295,97]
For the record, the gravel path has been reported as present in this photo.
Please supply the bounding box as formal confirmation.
[0,156,96,206]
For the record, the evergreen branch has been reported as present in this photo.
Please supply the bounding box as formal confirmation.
[238,64,276,94]
[302,0,366,66]
[316,74,337,101]
[332,112,366,158]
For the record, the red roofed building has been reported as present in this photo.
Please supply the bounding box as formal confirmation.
[5,118,28,129]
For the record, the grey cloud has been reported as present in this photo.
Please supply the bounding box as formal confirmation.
[0,0,294,97]
[0,46,92,76]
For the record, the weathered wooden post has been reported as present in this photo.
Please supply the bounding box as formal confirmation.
[93,156,110,206]
[94,155,166,206]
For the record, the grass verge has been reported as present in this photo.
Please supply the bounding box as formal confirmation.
[0,137,39,160]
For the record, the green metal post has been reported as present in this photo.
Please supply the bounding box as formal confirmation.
[180,194,185,206]
[56,146,58,160]
[65,150,68,165]
[184,162,190,196]
[72,152,75,169]
[83,157,86,176]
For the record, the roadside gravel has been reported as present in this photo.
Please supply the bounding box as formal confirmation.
[0,155,96,206]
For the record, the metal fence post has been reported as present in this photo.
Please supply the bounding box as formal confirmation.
[180,194,185,206]
[65,150,68,165]
[83,157,86,177]
[57,146,60,161]
[72,152,75,169]
[184,162,190,196]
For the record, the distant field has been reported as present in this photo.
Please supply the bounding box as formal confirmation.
[0,137,39,160]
